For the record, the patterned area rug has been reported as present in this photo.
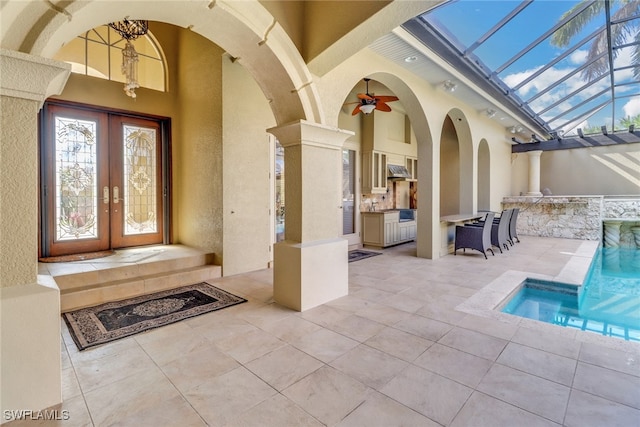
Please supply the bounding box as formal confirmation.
[348,249,382,262]
[63,283,246,351]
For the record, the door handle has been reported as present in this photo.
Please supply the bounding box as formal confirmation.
[113,186,120,204]
[103,186,109,204]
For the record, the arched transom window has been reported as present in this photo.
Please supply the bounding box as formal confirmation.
[54,25,166,92]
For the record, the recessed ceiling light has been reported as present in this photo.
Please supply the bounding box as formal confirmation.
[404,56,418,63]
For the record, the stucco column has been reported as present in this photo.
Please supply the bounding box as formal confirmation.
[267,120,354,311]
[526,150,543,196]
[1,49,70,417]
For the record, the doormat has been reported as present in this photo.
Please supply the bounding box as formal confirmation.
[62,283,246,351]
[348,249,382,263]
[39,250,115,263]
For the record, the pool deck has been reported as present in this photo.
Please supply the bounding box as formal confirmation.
[22,236,639,427]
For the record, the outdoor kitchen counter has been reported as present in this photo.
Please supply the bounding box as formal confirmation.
[362,210,417,248]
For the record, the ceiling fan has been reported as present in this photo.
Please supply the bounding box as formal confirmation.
[348,78,399,115]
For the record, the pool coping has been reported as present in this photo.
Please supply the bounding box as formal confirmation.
[456,240,640,353]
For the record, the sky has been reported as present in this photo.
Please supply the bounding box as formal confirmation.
[423,0,640,135]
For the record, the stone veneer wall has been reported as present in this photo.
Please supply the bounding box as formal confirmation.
[502,196,603,241]
[502,196,640,248]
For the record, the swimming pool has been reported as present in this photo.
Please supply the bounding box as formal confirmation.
[502,247,640,341]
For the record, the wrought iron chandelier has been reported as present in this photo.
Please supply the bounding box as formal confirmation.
[108,18,149,98]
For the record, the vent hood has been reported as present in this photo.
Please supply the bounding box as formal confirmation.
[387,164,412,180]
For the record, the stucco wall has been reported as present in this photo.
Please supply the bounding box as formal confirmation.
[511,143,640,197]
[175,30,224,263]
[0,96,39,288]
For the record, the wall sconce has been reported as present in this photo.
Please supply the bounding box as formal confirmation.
[443,80,457,92]
[509,125,523,134]
[485,108,496,118]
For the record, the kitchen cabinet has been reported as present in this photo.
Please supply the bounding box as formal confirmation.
[362,210,416,248]
[405,156,418,180]
[362,151,388,194]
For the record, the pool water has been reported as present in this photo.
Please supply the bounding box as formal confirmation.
[502,247,640,341]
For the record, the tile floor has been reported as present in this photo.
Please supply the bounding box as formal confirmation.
[10,237,640,426]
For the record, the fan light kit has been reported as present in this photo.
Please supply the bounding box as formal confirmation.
[347,78,399,115]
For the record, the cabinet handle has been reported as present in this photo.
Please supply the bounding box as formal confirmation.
[113,186,120,204]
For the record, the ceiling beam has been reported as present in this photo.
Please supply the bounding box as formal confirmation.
[512,132,640,152]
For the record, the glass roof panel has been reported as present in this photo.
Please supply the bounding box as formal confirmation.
[410,0,640,141]
[474,1,591,72]
[424,0,518,51]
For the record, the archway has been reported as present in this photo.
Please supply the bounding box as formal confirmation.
[439,109,473,217]
[4,0,321,125]
[327,71,437,258]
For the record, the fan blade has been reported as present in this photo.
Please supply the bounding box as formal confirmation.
[343,101,360,105]
[351,104,362,115]
[375,102,392,112]
[374,95,399,103]
[357,93,374,101]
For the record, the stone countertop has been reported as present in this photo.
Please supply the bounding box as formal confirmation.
[360,208,417,214]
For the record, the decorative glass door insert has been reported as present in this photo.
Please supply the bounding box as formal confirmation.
[41,103,166,257]
[123,124,158,235]
[55,116,99,241]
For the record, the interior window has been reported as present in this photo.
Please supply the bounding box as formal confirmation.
[53,25,166,92]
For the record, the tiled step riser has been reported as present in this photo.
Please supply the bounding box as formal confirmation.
[55,254,213,291]
[61,265,222,312]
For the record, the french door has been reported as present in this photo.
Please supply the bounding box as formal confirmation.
[40,102,169,257]
[342,146,361,247]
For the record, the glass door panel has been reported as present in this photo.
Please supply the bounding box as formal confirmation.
[275,139,285,242]
[123,124,158,235]
[342,149,356,235]
[110,116,163,248]
[43,105,110,256]
[55,117,99,240]
[342,148,360,246]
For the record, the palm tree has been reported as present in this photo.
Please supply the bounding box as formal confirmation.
[551,0,640,81]
[618,113,640,128]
